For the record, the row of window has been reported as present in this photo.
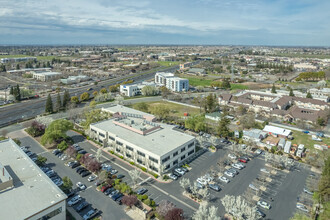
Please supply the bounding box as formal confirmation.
[149,156,158,164]
[137,151,145,157]
[99,133,105,138]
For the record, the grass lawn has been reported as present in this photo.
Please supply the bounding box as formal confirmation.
[186,77,213,87]
[291,130,330,149]
[157,61,180,67]
[230,83,249,90]
[132,100,201,117]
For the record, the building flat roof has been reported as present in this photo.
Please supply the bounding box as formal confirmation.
[102,104,155,118]
[0,139,67,220]
[33,71,62,76]
[91,118,195,157]
[263,125,291,137]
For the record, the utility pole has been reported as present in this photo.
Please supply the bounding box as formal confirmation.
[231,63,235,82]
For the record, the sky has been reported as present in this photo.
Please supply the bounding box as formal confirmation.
[0,0,329,46]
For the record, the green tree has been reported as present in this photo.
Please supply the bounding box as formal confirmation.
[16,64,20,70]
[160,86,170,98]
[57,140,68,151]
[317,117,326,126]
[109,85,119,92]
[221,78,231,89]
[80,109,110,130]
[185,115,206,132]
[62,176,73,192]
[240,113,256,129]
[10,86,13,95]
[62,90,71,109]
[271,84,277,93]
[204,93,217,113]
[100,88,108,94]
[93,91,98,97]
[134,102,149,112]
[56,93,62,112]
[141,86,159,96]
[45,94,53,113]
[80,92,90,101]
[71,96,79,104]
[41,119,73,145]
[289,88,295,96]
[217,116,230,138]
[150,104,170,120]
[89,100,96,108]
[306,92,313,99]
[36,155,47,166]
[14,84,21,101]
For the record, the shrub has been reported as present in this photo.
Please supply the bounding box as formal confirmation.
[119,156,124,159]
[163,175,169,180]
[151,200,156,207]
[137,195,143,200]
[153,174,159,178]
[142,194,148,200]
[110,150,114,154]
[144,198,151,206]
[76,153,82,161]
[141,167,147,172]
[130,161,135,165]
[114,179,121,185]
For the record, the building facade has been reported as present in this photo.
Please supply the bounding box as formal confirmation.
[33,71,62,81]
[120,82,156,97]
[155,72,189,92]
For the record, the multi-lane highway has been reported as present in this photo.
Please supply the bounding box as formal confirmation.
[0,65,179,128]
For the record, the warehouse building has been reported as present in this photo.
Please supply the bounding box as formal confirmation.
[33,71,62,82]
[0,139,67,220]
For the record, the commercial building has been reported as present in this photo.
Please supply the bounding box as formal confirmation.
[263,125,291,138]
[60,75,90,85]
[33,71,62,82]
[205,112,221,121]
[1,57,37,63]
[180,62,192,70]
[101,104,156,122]
[242,129,267,142]
[90,107,196,175]
[119,82,156,97]
[155,72,189,92]
[308,88,330,102]
[0,139,67,220]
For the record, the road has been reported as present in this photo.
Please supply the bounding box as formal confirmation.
[0,65,178,128]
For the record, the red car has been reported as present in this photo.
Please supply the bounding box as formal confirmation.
[101,185,111,193]
[239,158,247,163]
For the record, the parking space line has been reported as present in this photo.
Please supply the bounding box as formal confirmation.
[37,151,47,155]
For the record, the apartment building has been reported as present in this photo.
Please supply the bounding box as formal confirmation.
[0,139,67,220]
[90,109,195,175]
[155,72,189,92]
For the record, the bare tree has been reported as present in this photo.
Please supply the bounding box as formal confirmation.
[192,201,221,220]
[128,169,141,189]
[157,200,175,217]
[96,148,102,162]
[1,129,8,137]
[221,195,256,219]
[199,187,210,201]
[179,178,191,192]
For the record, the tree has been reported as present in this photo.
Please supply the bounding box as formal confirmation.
[16,63,20,70]
[92,91,98,97]
[179,178,191,192]
[57,140,68,151]
[36,155,47,166]
[15,84,21,101]
[55,93,62,112]
[306,92,313,99]
[122,195,138,208]
[317,117,326,126]
[41,119,73,145]
[128,169,141,189]
[87,159,101,172]
[237,105,247,116]
[45,94,53,113]
[66,146,77,158]
[222,78,231,89]
[141,85,159,96]
[10,86,13,95]
[271,84,277,93]
[240,113,256,129]
[80,92,90,101]
[185,115,206,132]
[134,102,149,112]
[165,208,184,220]
[100,88,108,94]
[150,104,170,120]
[80,109,110,130]
[62,90,71,109]
[71,96,79,104]
[157,200,175,217]
[62,176,73,192]
[217,116,230,138]
[204,94,217,113]
[192,201,220,220]
[290,213,311,220]
[109,85,119,92]
[289,88,295,96]
[160,86,171,98]
[221,195,256,220]
[89,100,96,108]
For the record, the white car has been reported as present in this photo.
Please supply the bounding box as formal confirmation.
[260,168,270,174]
[237,163,245,168]
[232,163,243,170]
[249,183,259,191]
[296,203,308,212]
[76,182,86,190]
[219,176,230,183]
[228,154,237,160]
[88,174,97,182]
[174,168,185,176]
[255,149,262,155]
[257,201,271,209]
[224,171,235,177]
[68,195,81,206]
[196,178,208,185]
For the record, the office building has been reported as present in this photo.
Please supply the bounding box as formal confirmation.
[155,72,189,92]
[33,71,62,82]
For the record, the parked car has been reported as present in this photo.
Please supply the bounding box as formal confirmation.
[257,201,271,209]
[255,149,262,155]
[66,161,75,167]
[228,154,237,160]
[65,190,75,198]
[173,171,182,177]
[260,168,270,174]
[68,195,81,206]
[169,174,178,180]
[196,178,208,186]
[208,184,221,191]
[116,196,123,205]
[224,171,235,177]
[232,163,243,170]
[219,176,230,183]
[76,182,86,190]
[303,188,313,195]
[316,132,325,137]
[52,149,61,155]
[112,193,124,201]
[83,208,98,220]
[239,158,247,163]
[88,175,97,182]
[110,169,118,175]
[101,185,111,193]
[249,183,259,191]
[228,168,239,175]
[302,130,310,134]
[81,170,91,177]
[137,188,148,195]
[75,201,89,212]
[174,168,185,176]
[256,209,266,218]
[94,179,104,186]
[104,187,115,196]
[117,174,125,179]
[296,203,308,212]
[110,189,119,197]
[181,167,189,173]
[78,150,87,154]
[78,168,88,175]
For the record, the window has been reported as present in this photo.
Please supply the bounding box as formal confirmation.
[188,142,194,148]
[126,153,131,158]
[137,158,144,165]
[188,150,194,156]
[116,141,123,146]
[91,129,96,133]
[173,151,178,157]
[173,160,178,165]
[137,151,145,157]
[109,136,115,141]
[116,148,121,152]
[149,156,158,164]
[149,165,158,172]
[99,133,105,137]
[38,207,62,220]
[165,164,170,170]
[181,155,186,160]
[181,147,186,153]
[126,146,133,151]
[99,139,103,143]
[162,156,170,163]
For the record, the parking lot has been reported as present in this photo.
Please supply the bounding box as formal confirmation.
[10,129,315,220]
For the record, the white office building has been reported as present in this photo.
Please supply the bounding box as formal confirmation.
[33,71,62,82]
[120,82,156,97]
[0,139,67,220]
[60,75,90,85]
[90,107,195,175]
[155,72,189,92]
